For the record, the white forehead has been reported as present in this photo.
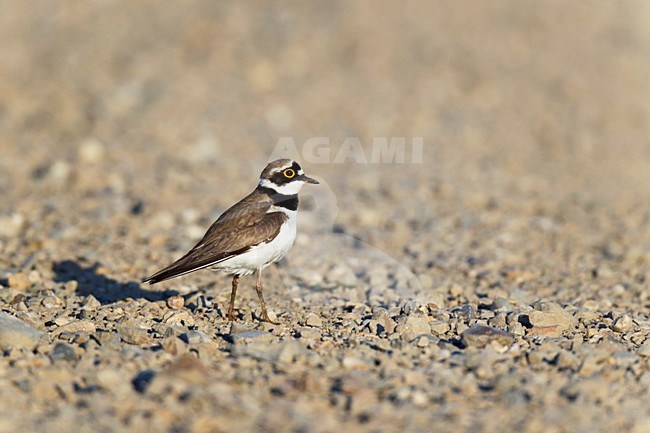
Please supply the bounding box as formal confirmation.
[271,161,303,174]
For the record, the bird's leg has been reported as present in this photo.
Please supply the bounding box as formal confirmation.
[227,274,240,321]
[255,269,278,324]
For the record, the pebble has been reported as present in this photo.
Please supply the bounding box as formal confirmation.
[82,295,101,310]
[46,160,72,185]
[400,315,431,341]
[180,330,212,345]
[52,320,97,336]
[461,324,515,349]
[78,138,106,164]
[296,326,321,340]
[304,313,323,327]
[611,315,633,333]
[8,273,31,292]
[638,341,650,357]
[342,356,370,370]
[166,295,185,310]
[97,330,121,348]
[372,308,397,334]
[163,310,195,326]
[0,213,26,238]
[96,368,134,396]
[231,340,301,362]
[491,297,514,311]
[528,325,564,338]
[0,312,44,351]
[415,335,430,347]
[523,310,577,332]
[50,342,78,362]
[430,320,451,335]
[230,330,275,345]
[116,323,150,345]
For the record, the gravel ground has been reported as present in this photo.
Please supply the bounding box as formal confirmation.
[1,2,650,433]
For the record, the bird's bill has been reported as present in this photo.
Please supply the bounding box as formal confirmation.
[299,174,319,184]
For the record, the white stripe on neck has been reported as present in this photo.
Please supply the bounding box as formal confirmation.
[259,178,304,195]
[270,204,297,216]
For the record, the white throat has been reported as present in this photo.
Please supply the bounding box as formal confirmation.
[259,178,304,195]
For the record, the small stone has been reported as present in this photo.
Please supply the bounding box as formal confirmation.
[488,312,507,328]
[180,330,212,345]
[41,296,62,308]
[611,284,626,296]
[611,315,633,333]
[522,310,577,332]
[64,280,78,293]
[449,284,464,298]
[400,315,430,341]
[0,288,21,303]
[461,324,515,349]
[372,308,397,334]
[116,323,149,345]
[231,340,297,362]
[304,313,323,327]
[8,273,30,292]
[82,295,101,310]
[276,340,306,363]
[0,312,44,351]
[0,213,26,238]
[528,325,563,338]
[27,270,41,284]
[411,390,429,407]
[229,322,253,334]
[50,342,77,362]
[162,310,195,326]
[455,322,469,335]
[508,322,526,336]
[160,334,182,354]
[254,308,278,323]
[230,330,275,345]
[96,368,133,396]
[52,320,96,336]
[47,160,72,184]
[78,138,105,164]
[166,295,185,310]
[556,349,580,370]
[415,336,430,347]
[491,297,514,311]
[96,331,121,348]
[342,356,370,370]
[295,326,321,340]
[454,304,477,322]
[638,341,650,357]
[430,320,450,335]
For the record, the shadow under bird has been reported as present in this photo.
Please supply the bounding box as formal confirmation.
[143,159,319,323]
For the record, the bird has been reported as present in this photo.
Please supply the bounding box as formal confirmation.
[143,159,319,323]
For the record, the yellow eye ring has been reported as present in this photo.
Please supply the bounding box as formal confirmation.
[283,168,295,178]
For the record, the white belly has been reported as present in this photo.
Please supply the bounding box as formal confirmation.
[211,214,297,276]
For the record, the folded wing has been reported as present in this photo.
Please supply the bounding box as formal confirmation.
[143,192,285,284]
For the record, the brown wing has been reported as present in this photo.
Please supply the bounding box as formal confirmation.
[143,190,285,284]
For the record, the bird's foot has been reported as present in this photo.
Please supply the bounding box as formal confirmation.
[261,310,280,325]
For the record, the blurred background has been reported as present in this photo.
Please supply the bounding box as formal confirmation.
[1,0,648,263]
[1,0,649,291]
[0,2,649,432]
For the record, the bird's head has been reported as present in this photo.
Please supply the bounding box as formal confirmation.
[259,159,319,195]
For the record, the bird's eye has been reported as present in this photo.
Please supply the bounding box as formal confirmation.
[283,168,295,178]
